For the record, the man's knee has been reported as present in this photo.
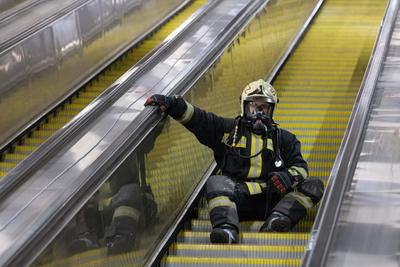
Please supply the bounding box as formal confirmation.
[111,184,143,211]
[297,177,324,205]
[206,176,239,228]
[205,175,236,200]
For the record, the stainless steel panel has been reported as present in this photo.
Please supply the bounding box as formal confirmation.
[0,0,188,148]
[124,0,142,14]
[6,29,58,148]
[22,28,56,74]
[0,46,25,94]
[99,0,116,26]
[0,46,29,145]
[77,0,102,44]
[53,13,81,59]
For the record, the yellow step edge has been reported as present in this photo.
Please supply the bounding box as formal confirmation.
[277,106,353,111]
[276,117,349,123]
[162,256,301,265]
[298,138,341,144]
[14,146,37,152]
[23,138,48,145]
[170,243,306,253]
[281,124,347,129]
[276,110,351,115]
[0,162,17,167]
[4,154,27,160]
[278,91,358,96]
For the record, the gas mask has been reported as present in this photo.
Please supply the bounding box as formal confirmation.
[244,100,274,136]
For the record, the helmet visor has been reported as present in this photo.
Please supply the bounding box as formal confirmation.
[244,100,274,120]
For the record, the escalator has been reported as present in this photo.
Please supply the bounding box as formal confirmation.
[0,1,269,266]
[0,0,206,180]
[2,0,388,266]
[160,0,387,266]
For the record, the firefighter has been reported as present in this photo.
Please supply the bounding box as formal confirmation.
[144,79,324,244]
[100,163,157,255]
[68,150,157,255]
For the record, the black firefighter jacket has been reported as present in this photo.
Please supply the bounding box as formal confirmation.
[177,101,309,183]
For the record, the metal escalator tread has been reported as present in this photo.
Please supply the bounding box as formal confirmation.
[170,243,306,258]
[162,0,386,266]
[177,231,310,246]
[0,0,207,181]
[164,256,301,266]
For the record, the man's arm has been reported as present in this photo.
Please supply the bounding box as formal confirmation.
[145,94,234,150]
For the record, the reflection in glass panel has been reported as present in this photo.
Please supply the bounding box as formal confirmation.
[77,0,102,44]
[124,0,142,15]
[22,28,56,74]
[52,13,81,58]
[34,123,158,265]
[0,46,25,94]
[99,0,117,28]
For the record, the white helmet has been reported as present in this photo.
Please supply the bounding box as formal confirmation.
[240,79,278,120]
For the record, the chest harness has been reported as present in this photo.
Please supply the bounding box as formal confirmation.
[222,116,284,168]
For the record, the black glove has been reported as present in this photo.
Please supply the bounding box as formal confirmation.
[144,94,186,119]
[269,171,292,194]
[144,94,177,112]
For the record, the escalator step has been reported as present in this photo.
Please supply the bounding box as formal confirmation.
[177,231,309,246]
[161,256,300,267]
[196,208,317,221]
[169,243,305,258]
[190,220,313,233]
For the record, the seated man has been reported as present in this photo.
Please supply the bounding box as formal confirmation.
[145,79,324,244]
[68,153,157,255]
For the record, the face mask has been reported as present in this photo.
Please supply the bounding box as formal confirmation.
[245,102,273,135]
[248,111,267,135]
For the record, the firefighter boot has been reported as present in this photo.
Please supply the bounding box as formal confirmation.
[68,208,100,254]
[105,216,137,255]
[260,211,291,232]
[210,224,239,244]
